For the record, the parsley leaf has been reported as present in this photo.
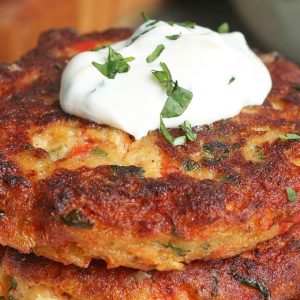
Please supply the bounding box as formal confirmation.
[278,133,300,140]
[141,11,150,21]
[161,83,193,118]
[166,33,181,40]
[228,76,235,84]
[92,46,134,79]
[152,62,173,95]
[167,20,196,29]
[153,62,193,146]
[160,116,186,146]
[286,187,297,202]
[218,22,230,33]
[146,44,165,63]
[55,62,62,70]
[180,120,197,141]
[162,241,191,256]
[91,147,108,157]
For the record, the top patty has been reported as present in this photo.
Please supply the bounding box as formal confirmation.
[0,28,299,271]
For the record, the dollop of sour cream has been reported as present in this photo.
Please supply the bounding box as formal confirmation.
[60,20,272,139]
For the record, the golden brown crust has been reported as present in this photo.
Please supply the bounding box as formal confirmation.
[0,28,299,270]
[2,224,300,300]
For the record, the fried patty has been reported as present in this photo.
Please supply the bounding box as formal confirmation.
[1,223,299,300]
[0,28,299,271]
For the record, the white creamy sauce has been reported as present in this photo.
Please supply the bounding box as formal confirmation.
[60,21,272,139]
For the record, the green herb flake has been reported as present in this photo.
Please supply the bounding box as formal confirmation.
[278,133,300,140]
[203,144,213,154]
[55,62,62,70]
[161,84,193,118]
[254,145,265,162]
[91,147,108,157]
[180,120,197,142]
[166,34,181,40]
[228,76,235,84]
[182,159,200,171]
[146,20,159,27]
[160,116,186,146]
[92,46,134,79]
[111,165,145,178]
[286,187,297,202]
[146,44,165,63]
[153,62,193,146]
[62,209,94,228]
[152,62,173,95]
[162,241,191,256]
[8,296,15,300]
[141,11,150,21]
[129,27,155,45]
[218,22,230,33]
[232,272,271,299]
[167,20,196,29]
[91,45,107,51]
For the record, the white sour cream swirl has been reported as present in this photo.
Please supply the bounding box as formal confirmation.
[60,21,272,139]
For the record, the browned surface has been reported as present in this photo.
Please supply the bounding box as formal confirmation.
[0,28,299,270]
[2,223,300,300]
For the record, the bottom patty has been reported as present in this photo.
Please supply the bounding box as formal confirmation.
[1,223,299,300]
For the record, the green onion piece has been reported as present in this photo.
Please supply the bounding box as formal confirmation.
[146,44,165,63]
[218,22,230,33]
[160,116,186,146]
[286,187,297,202]
[228,76,235,84]
[141,11,150,21]
[278,133,300,140]
[166,34,181,40]
[92,46,134,79]
[181,120,197,141]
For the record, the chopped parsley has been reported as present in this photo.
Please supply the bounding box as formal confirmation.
[62,209,94,228]
[254,145,265,162]
[278,133,300,140]
[182,158,200,171]
[286,187,297,202]
[146,44,165,63]
[162,241,191,256]
[166,33,181,40]
[152,62,194,146]
[160,116,186,146]
[92,46,134,79]
[146,20,159,27]
[167,20,196,29]
[129,27,155,45]
[55,62,62,70]
[141,11,150,21]
[180,120,197,142]
[228,76,235,84]
[218,22,230,33]
[91,147,108,157]
[91,45,107,51]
